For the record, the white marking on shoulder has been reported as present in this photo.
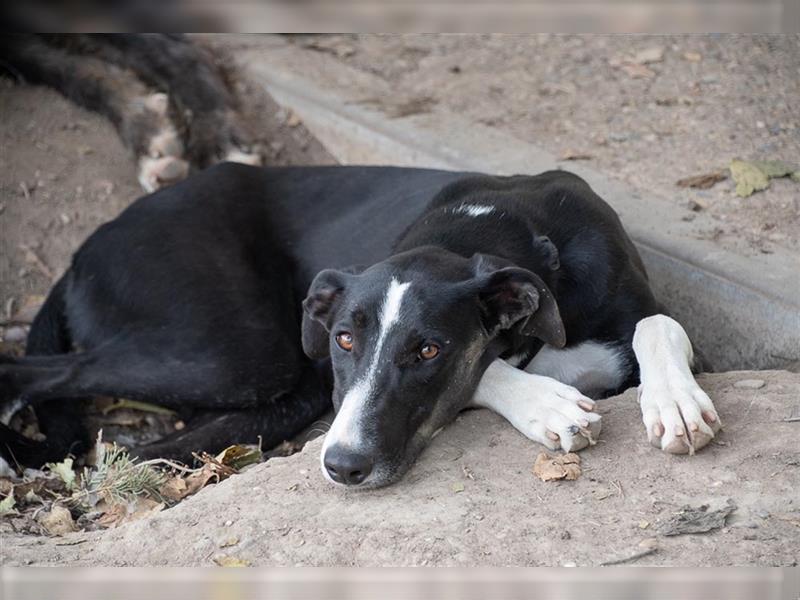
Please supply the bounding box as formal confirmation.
[452,203,495,217]
[321,278,412,471]
[525,341,626,398]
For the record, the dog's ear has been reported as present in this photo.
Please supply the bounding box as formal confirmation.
[472,254,566,348]
[301,266,363,359]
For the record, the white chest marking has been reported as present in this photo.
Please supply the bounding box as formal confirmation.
[321,279,411,474]
[452,203,495,217]
[525,341,625,398]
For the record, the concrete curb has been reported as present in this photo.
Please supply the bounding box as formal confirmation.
[236,39,799,371]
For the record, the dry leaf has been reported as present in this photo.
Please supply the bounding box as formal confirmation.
[183,463,221,496]
[533,452,581,482]
[46,458,76,491]
[215,444,262,471]
[659,498,736,536]
[0,493,16,516]
[730,159,799,197]
[730,160,769,197]
[39,505,77,535]
[676,171,728,189]
[560,149,593,161]
[96,497,163,528]
[214,555,251,567]
[219,536,240,548]
[160,477,189,502]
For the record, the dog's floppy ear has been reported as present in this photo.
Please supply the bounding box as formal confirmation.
[472,254,566,348]
[301,266,363,359]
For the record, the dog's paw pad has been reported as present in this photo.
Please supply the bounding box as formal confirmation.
[514,382,602,453]
[138,156,189,192]
[639,383,721,455]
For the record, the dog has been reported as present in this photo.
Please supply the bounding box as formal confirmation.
[0,34,261,192]
[0,163,722,488]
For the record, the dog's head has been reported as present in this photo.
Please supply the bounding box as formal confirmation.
[302,246,564,488]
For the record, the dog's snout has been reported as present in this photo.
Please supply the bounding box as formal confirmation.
[323,446,373,486]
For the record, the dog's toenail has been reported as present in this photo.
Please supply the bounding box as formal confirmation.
[547,431,559,441]
[578,401,594,411]
[689,422,699,432]
[674,425,684,436]
[702,410,716,423]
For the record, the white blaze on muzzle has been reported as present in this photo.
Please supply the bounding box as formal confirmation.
[321,278,411,463]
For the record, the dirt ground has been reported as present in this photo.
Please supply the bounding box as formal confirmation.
[2,370,798,567]
[283,34,800,256]
[0,65,333,317]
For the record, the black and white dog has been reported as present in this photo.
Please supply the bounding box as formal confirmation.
[0,164,721,488]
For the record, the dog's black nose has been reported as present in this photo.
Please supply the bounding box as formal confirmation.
[323,446,373,485]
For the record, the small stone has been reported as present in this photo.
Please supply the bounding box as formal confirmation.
[562,561,577,567]
[756,510,770,519]
[756,121,766,129]
[734,379,765,390]
[561,530,571,540]
[224,519,233,527]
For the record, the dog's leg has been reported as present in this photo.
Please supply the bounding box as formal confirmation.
[471,359,602,452]
[88,34,261,169]
[1,34,189,192]
[633,314,721,454]
[130,364,329,462]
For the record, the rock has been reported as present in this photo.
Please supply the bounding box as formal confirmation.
[734,379,765,389]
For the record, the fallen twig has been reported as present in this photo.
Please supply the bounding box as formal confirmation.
[599,546,658,566]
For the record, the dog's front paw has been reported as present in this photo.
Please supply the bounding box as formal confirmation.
[511,378,602,453]
[639,382,721,454]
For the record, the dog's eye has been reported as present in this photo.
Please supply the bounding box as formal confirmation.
[335,332,353,351]
[419,343,440,360]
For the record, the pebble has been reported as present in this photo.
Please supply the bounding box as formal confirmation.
[733,379,765,390]
[224,520,233,527]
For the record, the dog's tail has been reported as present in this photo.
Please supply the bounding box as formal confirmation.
[0,275,88,467]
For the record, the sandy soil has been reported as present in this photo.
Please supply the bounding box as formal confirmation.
[0,71,333,317]
[285,34,800,256]
[2,370,798,567]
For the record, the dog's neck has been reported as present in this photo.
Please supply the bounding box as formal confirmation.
[394,198,561,291]
[392,198,561,368]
